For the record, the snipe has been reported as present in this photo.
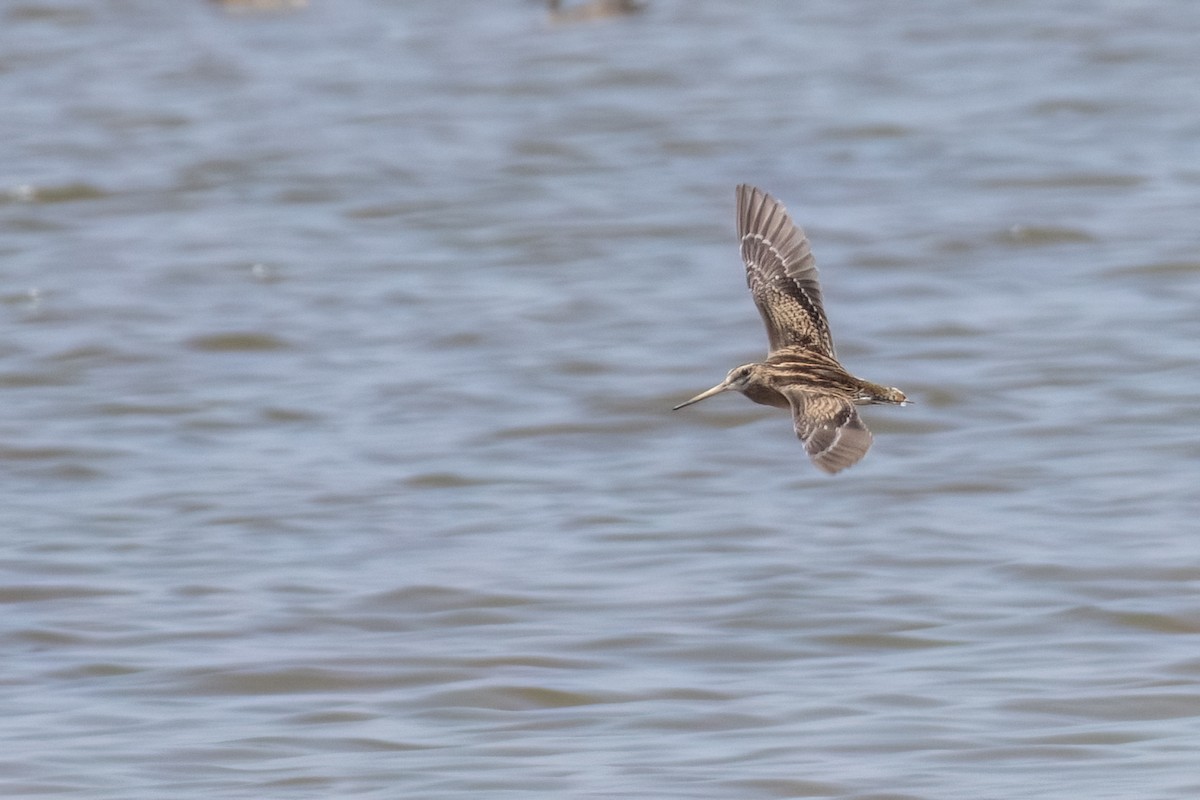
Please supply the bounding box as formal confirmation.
[674,185,908,474]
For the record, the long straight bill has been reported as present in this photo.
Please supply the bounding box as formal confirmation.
[672,380,730,410]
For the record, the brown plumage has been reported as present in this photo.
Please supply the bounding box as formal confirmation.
[674,185,908,474]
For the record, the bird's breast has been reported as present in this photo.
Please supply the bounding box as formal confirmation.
[741,383,791,409]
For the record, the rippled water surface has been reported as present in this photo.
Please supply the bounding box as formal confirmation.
[3,1,1200,798]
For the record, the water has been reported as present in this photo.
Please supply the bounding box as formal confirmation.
[3,1,1200,797]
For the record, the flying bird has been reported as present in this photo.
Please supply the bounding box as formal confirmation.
[674,185,908,474]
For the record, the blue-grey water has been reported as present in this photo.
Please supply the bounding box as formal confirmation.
[3,1,1200,798]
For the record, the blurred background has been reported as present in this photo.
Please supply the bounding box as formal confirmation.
[2,1,1199,798]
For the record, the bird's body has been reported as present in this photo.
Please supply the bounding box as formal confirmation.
[674,185,907,474]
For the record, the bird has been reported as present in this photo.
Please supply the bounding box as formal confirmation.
[673,185,908,474]
[547,0,645,24]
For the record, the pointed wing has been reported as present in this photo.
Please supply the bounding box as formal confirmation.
[736,184,836,358]
[782,388,872,474]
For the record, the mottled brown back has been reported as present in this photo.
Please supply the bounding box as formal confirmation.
[736,184,836,358]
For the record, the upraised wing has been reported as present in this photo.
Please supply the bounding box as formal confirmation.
[736,184,836,357]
